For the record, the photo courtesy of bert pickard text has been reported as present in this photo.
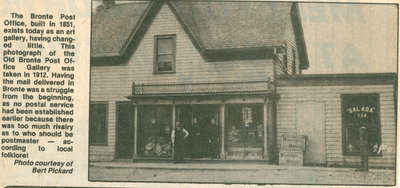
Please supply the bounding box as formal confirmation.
[0,0,399,187]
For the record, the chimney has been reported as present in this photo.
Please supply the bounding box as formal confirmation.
[101,0,115,9]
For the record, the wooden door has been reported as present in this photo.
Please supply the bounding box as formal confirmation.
[115,102,134,159]
[296,102,326,164]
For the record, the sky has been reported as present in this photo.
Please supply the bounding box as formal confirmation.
[92,1,398,74]
[299,3,398,74]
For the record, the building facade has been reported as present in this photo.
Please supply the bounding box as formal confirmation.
[90,0,396,168]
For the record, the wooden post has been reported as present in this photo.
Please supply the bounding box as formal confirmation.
[133,103,138,157]
[263,99,268,160]
[172,104,176,158]
[267,98,276,164]
[220,103,226,158]
[172,105,176,129]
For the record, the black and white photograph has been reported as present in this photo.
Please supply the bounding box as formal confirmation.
[88,0,397,185]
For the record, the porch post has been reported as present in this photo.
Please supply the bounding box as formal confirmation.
[133,103,138,157]
[172,104,176,129]
[267,97,277,163]
[263,98,268,159]
[172,104,176,158]
[220,103,226,158]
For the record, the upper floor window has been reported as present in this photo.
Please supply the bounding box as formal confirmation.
[154,35,176,73]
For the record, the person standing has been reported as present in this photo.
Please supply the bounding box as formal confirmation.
[357,126,369,171]
[208,118,220,160]
[171,121,189,164]
[192,117,202,158]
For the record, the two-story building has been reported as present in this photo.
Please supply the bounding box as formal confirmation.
[90,0,396,168]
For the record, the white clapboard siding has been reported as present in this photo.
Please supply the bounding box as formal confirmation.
[90,4,276,160]
[277,84,396,168]
[276,15,301,75]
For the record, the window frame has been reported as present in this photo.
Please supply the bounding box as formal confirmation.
[89,102,108,146]
[340,93,382,157]
[137,105,173,157]
[154,34,176,74]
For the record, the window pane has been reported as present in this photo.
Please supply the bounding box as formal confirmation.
[225,104,263,159]
[345,125,361,153]
[138,106,172,157]
[157,61,173,72]
[157,54,173,62]
[89,103,107,145]
[342,94,381,155]
[157,38,173,54]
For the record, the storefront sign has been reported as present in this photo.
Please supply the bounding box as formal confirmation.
[342,94,379,123]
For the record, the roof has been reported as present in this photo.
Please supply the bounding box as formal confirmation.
[170,1,292,50]
[91,1,309,68]
[91,2,151,58]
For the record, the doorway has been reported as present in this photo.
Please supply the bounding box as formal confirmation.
[296,102,326,165]
[176,105,219,158]
[115,102,135,159]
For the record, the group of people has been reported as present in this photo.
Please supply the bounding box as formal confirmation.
[171,117,220,163]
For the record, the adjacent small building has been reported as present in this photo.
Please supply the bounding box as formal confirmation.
[90,0,397,168]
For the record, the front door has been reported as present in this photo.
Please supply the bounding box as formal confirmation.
[115,102,134,159]
[296,102,326,164]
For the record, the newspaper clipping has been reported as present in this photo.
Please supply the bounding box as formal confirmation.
[0,0,398,187]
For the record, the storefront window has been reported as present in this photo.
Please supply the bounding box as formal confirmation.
[138,106,172,157]
[341,94,381,156]
[225,104,264,159]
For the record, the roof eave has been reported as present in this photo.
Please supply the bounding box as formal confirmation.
[118,0,161,58]
[167,1,206,53]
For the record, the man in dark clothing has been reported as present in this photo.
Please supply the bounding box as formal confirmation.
[192,117,203,158]
[357,126,369,171]
[171,121,189,164]
[208,118,220,160]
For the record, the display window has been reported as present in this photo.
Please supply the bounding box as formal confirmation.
[138,106,172,157]
[341,94,381,156]
[225,104,264,159]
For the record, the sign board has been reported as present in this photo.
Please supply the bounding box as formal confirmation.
[279,151,304,166]
[280,135,307,152]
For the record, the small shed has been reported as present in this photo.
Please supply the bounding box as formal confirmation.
[276,73,396,168]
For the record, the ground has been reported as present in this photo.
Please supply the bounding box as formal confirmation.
[89,161,395,186]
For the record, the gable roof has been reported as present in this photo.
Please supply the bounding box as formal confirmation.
[91,1,309,68]
[91,1,151,58]
[170,1,292,50]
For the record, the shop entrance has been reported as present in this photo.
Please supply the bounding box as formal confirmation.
[115,102,135,159]
[176,105,219,158]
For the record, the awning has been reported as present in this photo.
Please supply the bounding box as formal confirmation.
[128,80,275,98]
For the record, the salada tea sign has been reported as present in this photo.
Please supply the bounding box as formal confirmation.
[341,94,381,155]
